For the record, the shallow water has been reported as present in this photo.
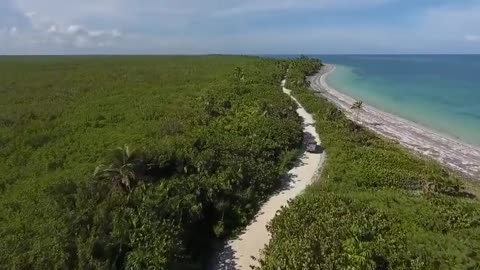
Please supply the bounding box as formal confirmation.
[315,55,480,146]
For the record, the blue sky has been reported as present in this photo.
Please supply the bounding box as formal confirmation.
[1,0,480,54]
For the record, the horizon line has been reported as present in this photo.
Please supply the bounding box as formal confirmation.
[1,53,480,57]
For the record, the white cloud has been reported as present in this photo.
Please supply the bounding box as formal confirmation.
[47,25,55,33]
[421,4,480,42]
[112,30,122,38]
[0,11,122,53]
[214,0,389,16]
[66,25,86,35]
[9,26,18,35]
[465,34,480,42]
[2,0,480,54]
[12,0,390,24]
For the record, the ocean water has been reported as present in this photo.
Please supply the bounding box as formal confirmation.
[314,55,480,146]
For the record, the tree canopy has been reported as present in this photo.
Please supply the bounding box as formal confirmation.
[0,56,302,269]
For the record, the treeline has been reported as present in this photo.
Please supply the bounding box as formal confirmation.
[0,56,302,269]
[259,58,480,269]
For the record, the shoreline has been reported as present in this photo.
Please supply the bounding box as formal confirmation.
[309,64,480,179]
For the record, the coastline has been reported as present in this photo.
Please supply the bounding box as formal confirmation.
[309,64,480,179]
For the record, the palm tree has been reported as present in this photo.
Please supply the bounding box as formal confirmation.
[234,67,246,82]
[93,145,145,194]
[304,79,311,88]
[213,199,230,237]
[351,101,364,121]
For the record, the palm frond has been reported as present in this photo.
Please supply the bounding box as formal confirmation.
[93,164,106,177]
[92,144,145,194]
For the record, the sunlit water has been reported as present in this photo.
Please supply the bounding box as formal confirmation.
[314,55,480,146]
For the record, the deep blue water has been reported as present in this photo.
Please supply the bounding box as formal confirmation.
[283,55,480,146]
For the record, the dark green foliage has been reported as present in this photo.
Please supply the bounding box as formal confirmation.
[93,145,146,194]
[260,58,480,270]
[0,56,302,269]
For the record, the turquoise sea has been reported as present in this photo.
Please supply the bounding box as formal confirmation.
[314,55,480,146]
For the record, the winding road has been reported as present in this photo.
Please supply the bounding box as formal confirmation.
[211,80,326,270]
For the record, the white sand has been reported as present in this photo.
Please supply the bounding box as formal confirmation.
[211,80,326,270]
[309,65,480,179]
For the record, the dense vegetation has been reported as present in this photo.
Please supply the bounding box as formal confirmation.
[259,58,480,269]
[0,56,303,269]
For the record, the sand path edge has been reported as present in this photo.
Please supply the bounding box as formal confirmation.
[210,80,326,270]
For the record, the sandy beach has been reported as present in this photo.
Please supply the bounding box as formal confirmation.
[211,80,326,270]
[309,65,480,179]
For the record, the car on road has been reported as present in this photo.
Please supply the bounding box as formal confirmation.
[307,142,323,153]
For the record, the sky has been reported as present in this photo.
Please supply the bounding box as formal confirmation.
[1,0,480,54]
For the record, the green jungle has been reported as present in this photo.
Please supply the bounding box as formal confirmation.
[0,56,302,269]
[0,56,479,269]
